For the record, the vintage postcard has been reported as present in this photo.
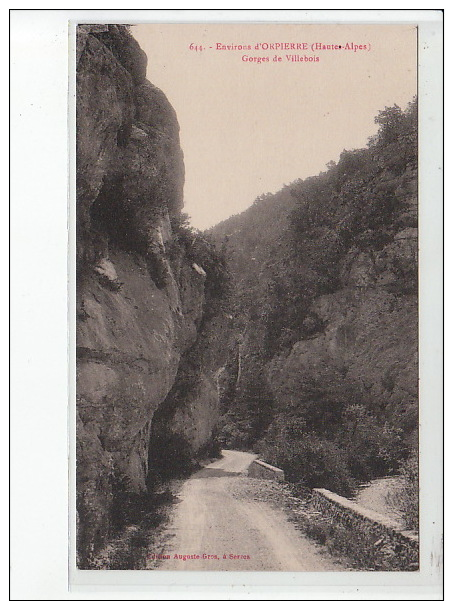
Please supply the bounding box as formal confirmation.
[68,10,442,596]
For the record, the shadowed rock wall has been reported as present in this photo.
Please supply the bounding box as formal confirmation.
[76,25,224,565]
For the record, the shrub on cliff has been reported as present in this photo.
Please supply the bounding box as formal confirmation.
[256,402,407,494]
[257,419,355,496]
[171,212,231,316]
[339,404,406,481]
[385,450,419,530]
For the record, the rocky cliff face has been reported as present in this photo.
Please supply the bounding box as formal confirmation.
[266,235,418,426]
[76,25,224,565]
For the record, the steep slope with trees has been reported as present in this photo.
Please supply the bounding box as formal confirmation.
[211,100,418,514]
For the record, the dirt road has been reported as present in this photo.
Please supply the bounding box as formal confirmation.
[147,450,340,571]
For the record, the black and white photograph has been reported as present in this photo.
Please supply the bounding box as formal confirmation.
[9,8,444,600]
[75,19,425,573]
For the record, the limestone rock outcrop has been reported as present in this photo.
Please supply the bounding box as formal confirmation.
[76,25,223,565]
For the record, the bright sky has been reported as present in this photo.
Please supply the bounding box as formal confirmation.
[132,24,417,230]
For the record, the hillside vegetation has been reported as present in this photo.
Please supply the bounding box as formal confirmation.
[211,100,418,519]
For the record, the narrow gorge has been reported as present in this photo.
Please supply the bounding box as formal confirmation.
[76,25,418,570]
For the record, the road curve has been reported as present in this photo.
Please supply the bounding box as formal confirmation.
[147,450,339,571]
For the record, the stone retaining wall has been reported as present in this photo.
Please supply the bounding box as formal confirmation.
[247,459,285,481]
[312,488,419,569]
